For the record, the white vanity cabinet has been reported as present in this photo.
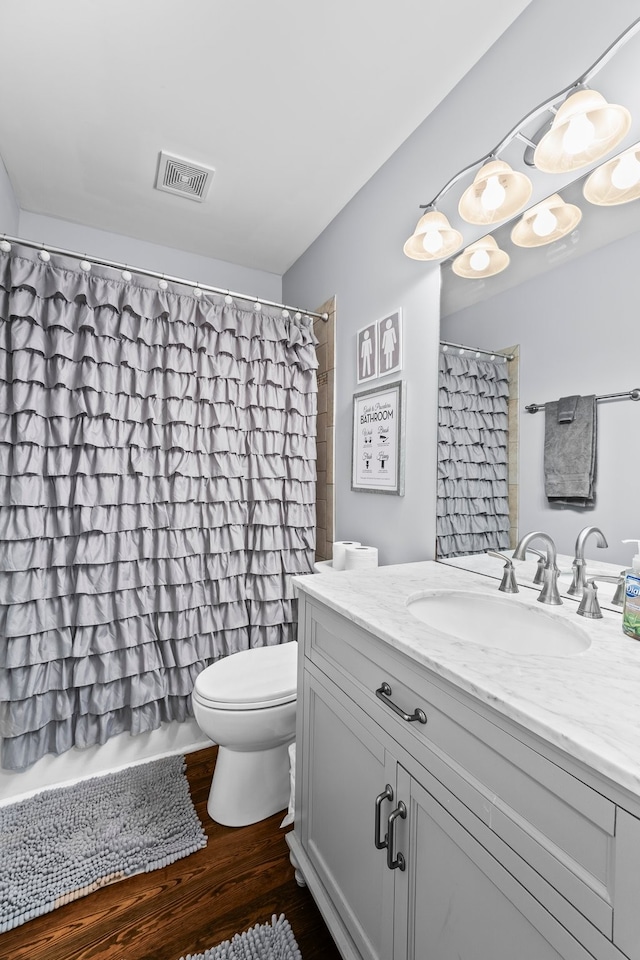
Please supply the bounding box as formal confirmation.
[287,590,640,960]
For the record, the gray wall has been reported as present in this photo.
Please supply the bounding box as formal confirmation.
[19,212,282,302]
[0,156,19,233]
[442,228,640,567]
[283,0,640,567]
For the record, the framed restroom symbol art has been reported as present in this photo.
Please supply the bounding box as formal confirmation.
[351,380,405,495]
[376,308,402,378]
[356,321,378,384]
[356,309,403,385]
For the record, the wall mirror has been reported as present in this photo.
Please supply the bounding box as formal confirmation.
[439,164,640,570]
[436,24,640,572]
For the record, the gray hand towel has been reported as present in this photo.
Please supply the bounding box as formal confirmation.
[557,395,579,423]
[544,395,597,505]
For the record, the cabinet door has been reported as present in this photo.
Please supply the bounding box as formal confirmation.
[301,667,396,960]
[394,766,594,960]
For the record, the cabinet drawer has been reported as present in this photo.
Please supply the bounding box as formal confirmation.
[304,597,616,940]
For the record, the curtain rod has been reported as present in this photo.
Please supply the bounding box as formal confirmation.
[0,233,328,321]
[440,339,514,362]
[525,387,640,413]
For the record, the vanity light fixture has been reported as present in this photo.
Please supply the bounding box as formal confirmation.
[403,209,463,261]
[583,141,640,205]
[458,160,532,225]
[451,236,509,279]
[403,17,640,263]
[532,89,631,174]
[511,194,582,248]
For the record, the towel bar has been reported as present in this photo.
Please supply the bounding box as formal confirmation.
[525,388,640,414]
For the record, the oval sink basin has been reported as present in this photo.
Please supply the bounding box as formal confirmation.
[406,590,591,656]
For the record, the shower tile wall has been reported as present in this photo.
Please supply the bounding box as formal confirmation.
[314,297,336,561]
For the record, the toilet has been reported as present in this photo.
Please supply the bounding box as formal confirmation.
[192,642,298,827]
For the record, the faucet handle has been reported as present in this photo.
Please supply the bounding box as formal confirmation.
[486,551,519,594]
[567,558,586,598]
[576,575,622,618]
[537,562,563,606]
[612,572,626,607]
[578,577,602,620]
[576,579,602,619]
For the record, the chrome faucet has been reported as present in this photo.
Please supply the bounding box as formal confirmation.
[486,551,519,593]
[576,574,624,619]
[512,531,562,605]
[567,526,608,597]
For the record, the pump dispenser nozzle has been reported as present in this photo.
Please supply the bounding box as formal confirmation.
[623,540,640,573]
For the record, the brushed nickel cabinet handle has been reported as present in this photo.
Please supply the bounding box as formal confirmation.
[374,784,394,850]
[386,801,407,871]
[376,682,427,724]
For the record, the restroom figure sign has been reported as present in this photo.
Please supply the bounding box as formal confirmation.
[376,309,402,377]
[356,322,378,383]
[361,331,373,377]
[381,320,396,371]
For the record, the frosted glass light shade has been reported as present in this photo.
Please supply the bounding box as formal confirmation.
[451,235,509,279]
[583,143,640,205]
[403,210,463,261]
[511,194,582,247]
[533,89,631,174]
[458,160,532,224]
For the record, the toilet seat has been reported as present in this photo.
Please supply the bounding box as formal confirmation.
[193,642,297,710]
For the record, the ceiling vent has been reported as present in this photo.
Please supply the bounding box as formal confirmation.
[155,151,215,202]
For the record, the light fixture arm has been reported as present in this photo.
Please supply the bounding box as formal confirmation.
[419,16,640,211]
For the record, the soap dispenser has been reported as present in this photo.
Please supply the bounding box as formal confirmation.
[621,540,640,640]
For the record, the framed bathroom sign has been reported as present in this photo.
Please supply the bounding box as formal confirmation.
[356,308,403,384]
[356,321,378,384]
[376,308,402,378]
[351,379,405,495]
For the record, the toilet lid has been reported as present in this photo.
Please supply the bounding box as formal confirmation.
[193,642,298,710]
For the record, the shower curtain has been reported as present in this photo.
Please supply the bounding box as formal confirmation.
[0,249,317,771]
[437,351,510,558]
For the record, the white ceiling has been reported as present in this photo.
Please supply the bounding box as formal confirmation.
[0,0,532,275]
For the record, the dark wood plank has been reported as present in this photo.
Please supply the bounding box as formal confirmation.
[0,747,342,960]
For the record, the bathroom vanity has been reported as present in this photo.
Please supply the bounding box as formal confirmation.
[287,561,640,960]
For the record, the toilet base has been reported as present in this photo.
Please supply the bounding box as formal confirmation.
[207,738,294,827]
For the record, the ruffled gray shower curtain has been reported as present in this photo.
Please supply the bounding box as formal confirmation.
[0,249,317,771]
[437,351,510,558]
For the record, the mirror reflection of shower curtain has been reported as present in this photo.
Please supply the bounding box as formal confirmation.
[0,248,317,771]
[437,351,510,559]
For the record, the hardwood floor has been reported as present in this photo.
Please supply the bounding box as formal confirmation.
[0,747,343,960]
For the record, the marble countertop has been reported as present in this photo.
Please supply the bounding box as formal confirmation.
[294,560,640,800]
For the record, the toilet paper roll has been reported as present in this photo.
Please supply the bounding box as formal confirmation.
[344,545,379,571]
[333,540,361,571]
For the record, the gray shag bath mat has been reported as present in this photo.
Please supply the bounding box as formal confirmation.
[178,914,302,960]
[0,754,207,933]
